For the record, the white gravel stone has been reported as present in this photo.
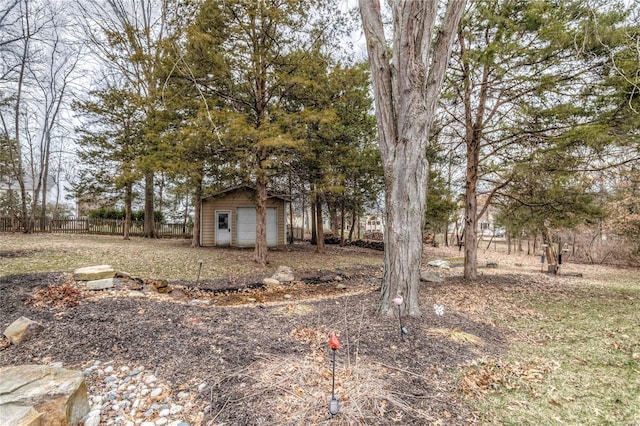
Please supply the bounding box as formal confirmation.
[82,410,101,426]
[144,374,157,384]
[82,360,199,425]
[150,387,163,398]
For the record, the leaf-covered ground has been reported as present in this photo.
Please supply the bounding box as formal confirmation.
[0,234,638,425]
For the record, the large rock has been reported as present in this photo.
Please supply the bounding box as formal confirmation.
[3,317,44,345]
[271,266,294,283]
[143,279,169,294]
[420,271,445,283]
[426,260,451,270]
[85,278,117,290]
[0,365,90,426]
[73,265,115,281]
[1,404,42,426]
[263,278,280,288]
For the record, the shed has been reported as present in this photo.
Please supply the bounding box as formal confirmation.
[200,186,289,248]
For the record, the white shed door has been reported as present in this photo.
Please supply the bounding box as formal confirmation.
[266,208,277,246]
[236,207,277,247]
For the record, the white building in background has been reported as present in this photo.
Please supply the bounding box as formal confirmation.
[0,174,57,206]
[365,214,384,233]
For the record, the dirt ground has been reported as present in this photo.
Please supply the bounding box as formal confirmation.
[0,242,561,425]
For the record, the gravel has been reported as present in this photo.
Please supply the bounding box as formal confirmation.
[81,359,198,425]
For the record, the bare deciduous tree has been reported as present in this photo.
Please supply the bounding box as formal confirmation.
[359,0,466,315]
[1,0,79,232]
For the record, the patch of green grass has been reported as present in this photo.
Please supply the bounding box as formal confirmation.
[475,281,640,425]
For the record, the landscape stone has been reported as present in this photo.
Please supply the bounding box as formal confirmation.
[427,259,451,269]
[123,277,144,290]
[420,271,445,283]
[263,278,280,287]
[271,266,294,283]
[143,279,170,294]
[114,271,132,279]
[81,409,101,426]
[336,283,347,290]
[0,364,90,426]
[3,316,44,345]
[1,403,43,426]
[73,264,115,281]
[86,278,118,290]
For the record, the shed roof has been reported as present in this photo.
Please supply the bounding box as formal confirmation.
[202,184,291,202]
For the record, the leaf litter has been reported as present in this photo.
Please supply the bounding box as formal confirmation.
[1,236,637,424]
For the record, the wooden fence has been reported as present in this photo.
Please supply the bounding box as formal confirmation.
[0,216,193,239]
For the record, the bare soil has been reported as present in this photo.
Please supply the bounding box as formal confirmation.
[0,241,561,425]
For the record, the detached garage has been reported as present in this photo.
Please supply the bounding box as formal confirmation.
[200,185,289,249]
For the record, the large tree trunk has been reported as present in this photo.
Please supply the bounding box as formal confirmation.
[360,0,466,315]
[254,168,268,266]
[380,147,428,315]
[143,171,155,238]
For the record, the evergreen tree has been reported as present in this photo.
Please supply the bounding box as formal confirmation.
[187,0,349,265]
[73,86,145,239]
[443,0,627,279]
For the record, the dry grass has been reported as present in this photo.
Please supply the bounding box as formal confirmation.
[0,233,382,280]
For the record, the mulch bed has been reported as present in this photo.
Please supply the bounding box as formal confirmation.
[0,267,507,425]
